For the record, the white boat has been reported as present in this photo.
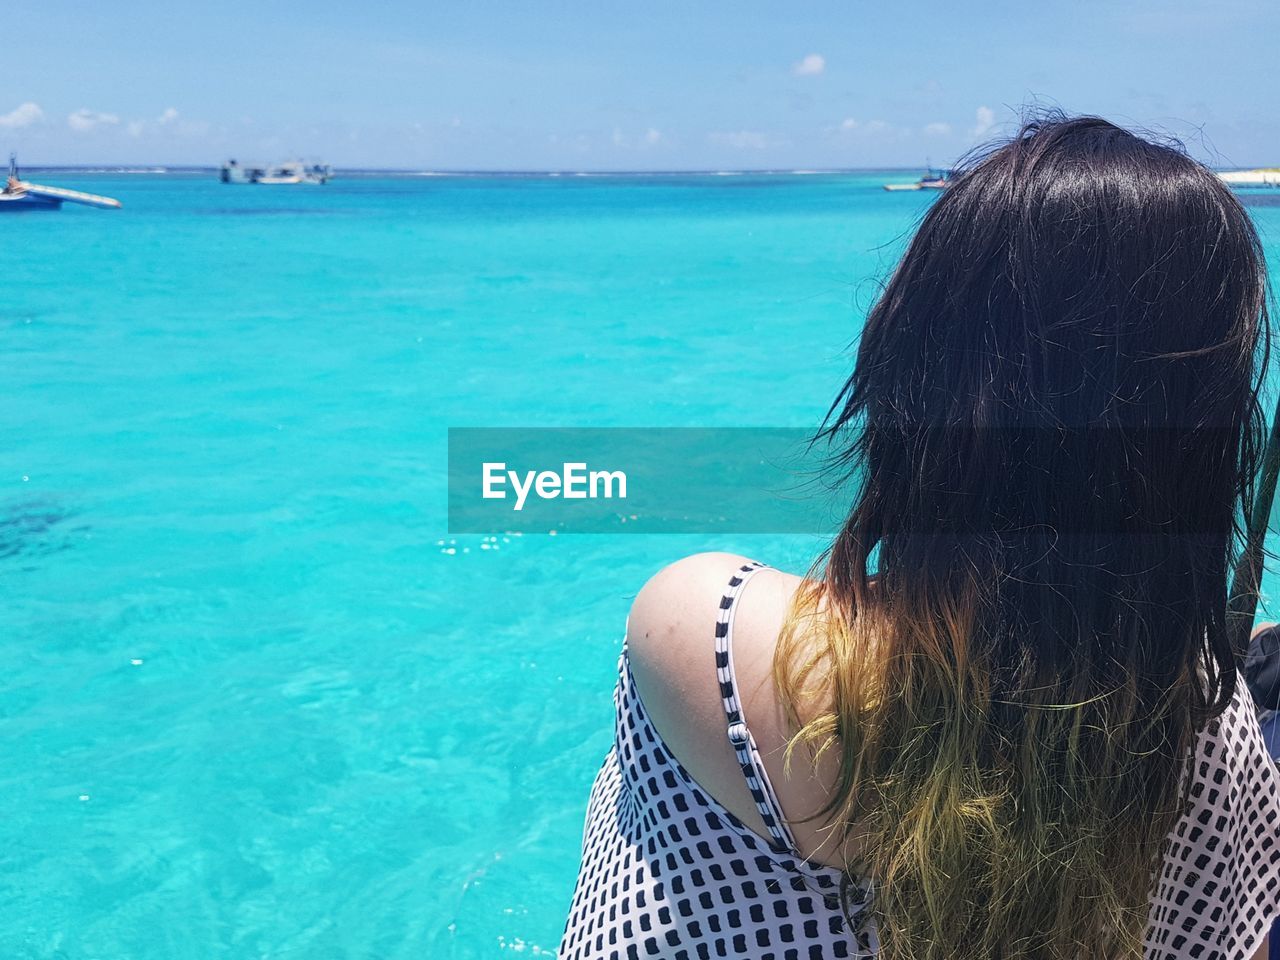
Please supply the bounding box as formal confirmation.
[1219,168,1280,187]
[256,169,304,185]
[884,168,952,192]
[0,155,121,211]
[221,159,332,185]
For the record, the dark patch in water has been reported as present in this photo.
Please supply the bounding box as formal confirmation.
[0,498,86,560]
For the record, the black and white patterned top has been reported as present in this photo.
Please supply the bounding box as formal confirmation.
[561,562,1280,960]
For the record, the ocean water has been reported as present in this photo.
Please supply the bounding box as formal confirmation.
[3,171,1278,959]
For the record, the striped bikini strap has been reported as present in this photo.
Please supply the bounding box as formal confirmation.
[714,561,801,858]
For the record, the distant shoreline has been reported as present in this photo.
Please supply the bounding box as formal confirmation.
[17,165,932,177]
[18,164,1277,179]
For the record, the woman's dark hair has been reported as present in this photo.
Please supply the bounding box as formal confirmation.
[777,114,1271,959]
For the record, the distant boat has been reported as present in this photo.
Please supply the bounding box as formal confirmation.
[221,159,332,185]
[1219,168,1280,188]
[0,154,122,211]
[884,168,952,192]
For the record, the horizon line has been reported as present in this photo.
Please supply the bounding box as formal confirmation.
[15,163,939,175]
[14,162,1276,177]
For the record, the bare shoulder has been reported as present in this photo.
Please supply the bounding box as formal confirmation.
[627,553,750,647]
[624,554,808,832]
[626,553,741,701]
[623,552,846,863]
[625,552,802,684]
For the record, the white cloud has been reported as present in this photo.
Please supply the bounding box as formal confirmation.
[609,127,663,148]
[108,107,203,139]
[68,108,120,132]
[923,121,952,136]
[970,105,996,138]
[829,117,890,136]
[708,129,776,150]
[827,117,900,138]
[0,101,43,129]
[793,53,826,76]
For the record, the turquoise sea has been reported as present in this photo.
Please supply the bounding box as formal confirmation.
[5,171,1279,959]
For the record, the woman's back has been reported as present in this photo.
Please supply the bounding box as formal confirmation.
[560,554,1280,960]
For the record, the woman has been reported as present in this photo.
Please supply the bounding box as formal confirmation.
[560,116,1280,960]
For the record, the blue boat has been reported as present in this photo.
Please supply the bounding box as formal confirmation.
[0,155,122,211]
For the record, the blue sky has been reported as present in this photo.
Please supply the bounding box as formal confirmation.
[3,0,1276,170]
